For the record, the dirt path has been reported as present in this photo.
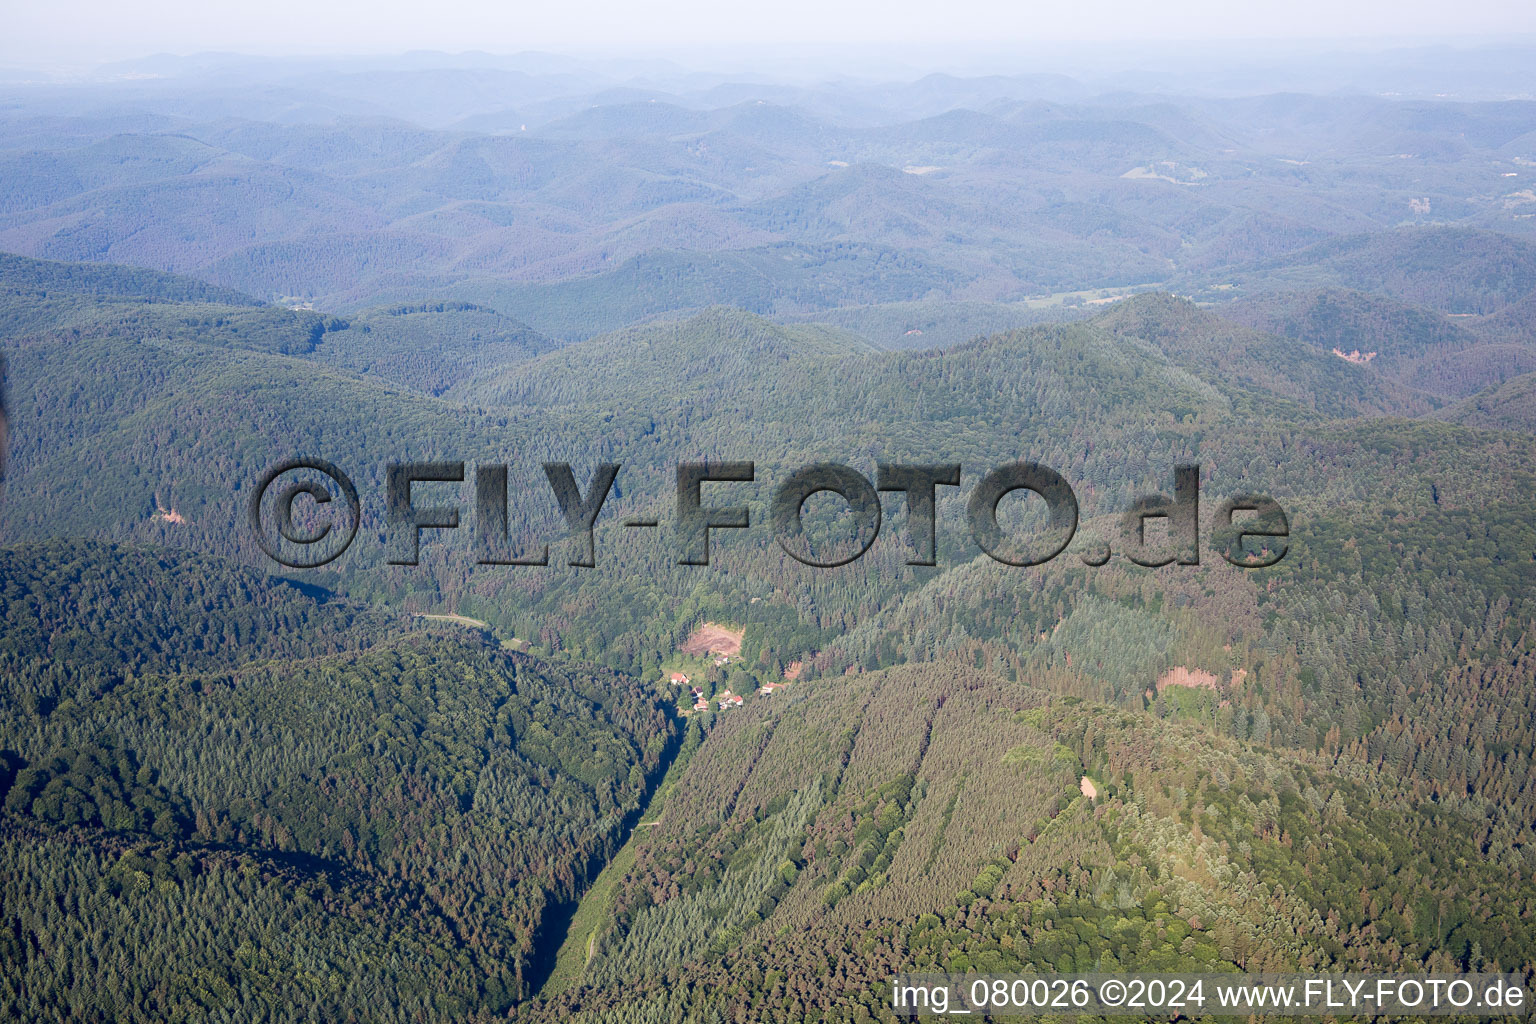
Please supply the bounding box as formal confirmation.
[414,612,491,630]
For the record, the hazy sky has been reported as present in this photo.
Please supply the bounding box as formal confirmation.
[5,0,1536,66]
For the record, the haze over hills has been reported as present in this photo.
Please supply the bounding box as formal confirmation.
[1,45,1535,1023]
[4,48,1536,338]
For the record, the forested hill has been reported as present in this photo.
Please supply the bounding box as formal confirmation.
[0,251,260,306]
[0,251,556,382]
[1208,227,1536,315]
[1220,286,1536,399]
[2,57,1536,1022]
[0,540,389,683]
[1,246,1534,1020]
[4,266,1526,577]
[0,541,677,1022]
[1437,372,1536,433]
[527,664,1536,1022]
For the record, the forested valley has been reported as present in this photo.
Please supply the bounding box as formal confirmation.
[2,51,1535,1021]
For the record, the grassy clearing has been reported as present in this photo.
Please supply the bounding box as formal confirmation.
[538,724,702,997]
[541,839,639,995]
[413,612,491,629]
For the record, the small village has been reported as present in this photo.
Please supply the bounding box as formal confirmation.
[662,622,802,714]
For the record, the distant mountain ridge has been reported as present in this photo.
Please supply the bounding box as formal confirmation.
[5,86,1534,321]
[2,64,1535,1018]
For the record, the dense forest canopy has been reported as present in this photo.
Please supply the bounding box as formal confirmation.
[1,49,1535,1021]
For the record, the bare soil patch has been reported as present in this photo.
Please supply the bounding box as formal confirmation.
[680,622,744,657]
[1156,666,1219,691]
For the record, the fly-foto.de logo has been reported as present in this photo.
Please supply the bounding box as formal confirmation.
[247,459,1289,571]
